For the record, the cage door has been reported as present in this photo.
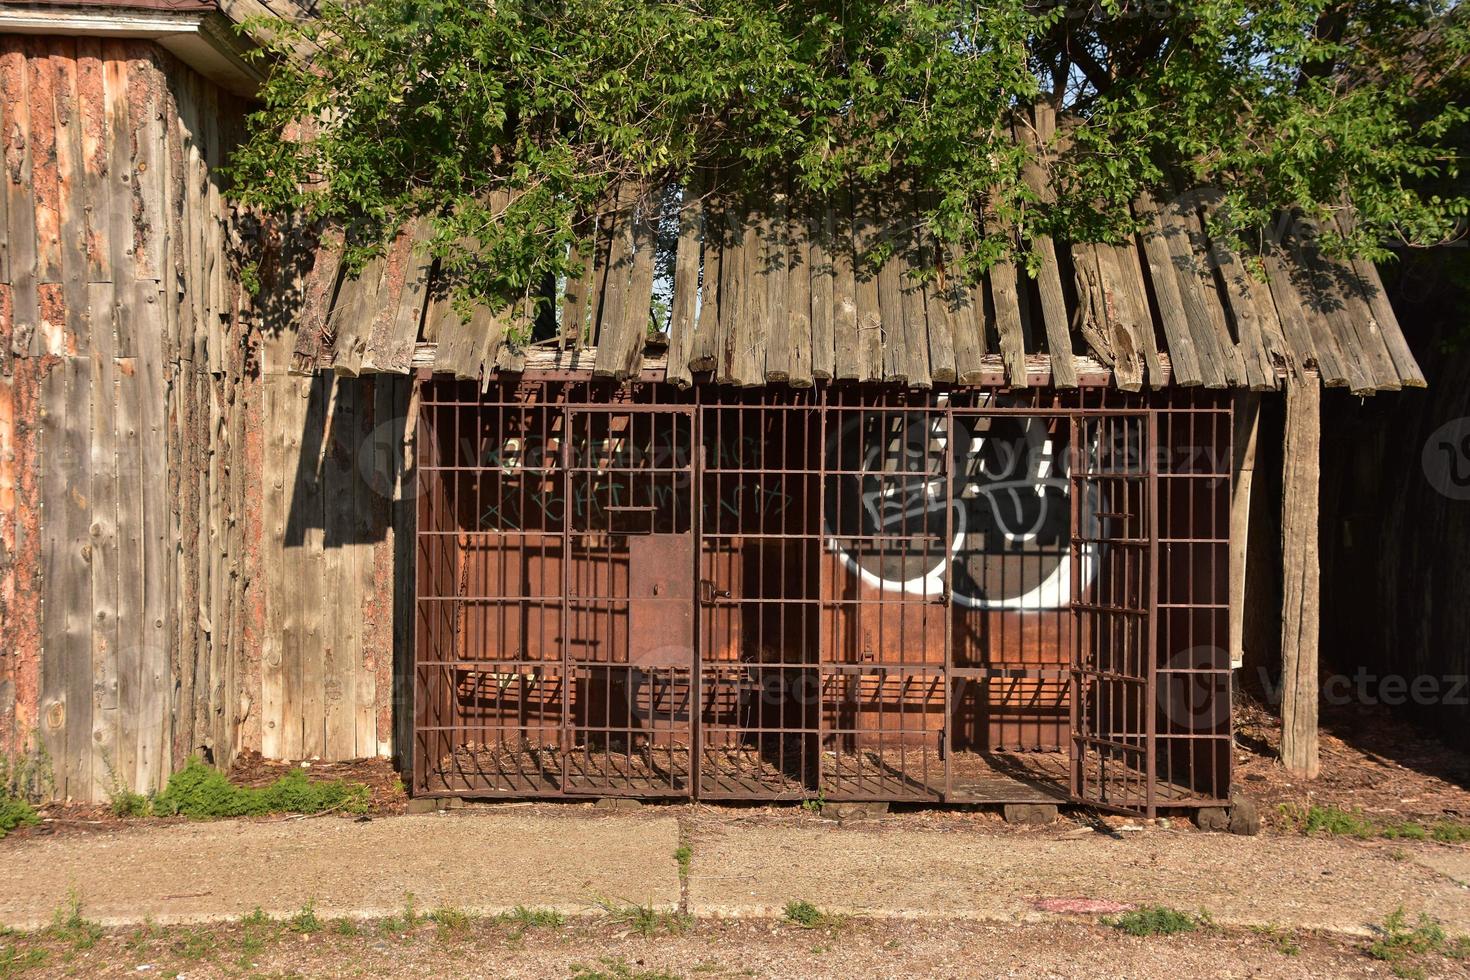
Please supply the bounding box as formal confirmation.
[1069,413,1156,816]
[561,407,696,797]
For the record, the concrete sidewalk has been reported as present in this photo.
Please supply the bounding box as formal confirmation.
[1,807,1467,936]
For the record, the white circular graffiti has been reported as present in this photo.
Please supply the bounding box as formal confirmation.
[822,410,1100,610]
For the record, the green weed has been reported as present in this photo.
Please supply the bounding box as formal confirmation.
[289,901,323,934]
[500,906,566,931]
[170,927,216,961]
[595,898,689,937]
[674,845,692,879]
[240,907,272,928]
[330,918,360,937]
[151,758,369,819]
[1284,804,1470,844]
[1368,908,1461,964]
[0,942,47,978]
[782,900,830,929]
[1105,905,1201,937]
[0,735,55,804]
[48,892,102,950]
[0,797,37,840]
[800,791,826,814]
[431,905,474,937]
[381,893,422,935]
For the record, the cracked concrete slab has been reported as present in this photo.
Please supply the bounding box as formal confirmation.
[0,811,681,930]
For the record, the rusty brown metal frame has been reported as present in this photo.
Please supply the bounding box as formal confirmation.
[411,379,1232,809]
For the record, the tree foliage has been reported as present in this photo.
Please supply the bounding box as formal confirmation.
[229,0,1469,316]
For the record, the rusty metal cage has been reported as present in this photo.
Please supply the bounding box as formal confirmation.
[413,379,1232,815]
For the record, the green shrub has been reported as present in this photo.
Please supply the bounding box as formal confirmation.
[0,796,38,839]
[1107,906,1201,937]
[151,759,369,820]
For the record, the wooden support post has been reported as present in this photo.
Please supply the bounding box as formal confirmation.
[1229,392,1261,669]
[1280,372,1320,778]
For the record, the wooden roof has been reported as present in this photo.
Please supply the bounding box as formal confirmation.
[287,182,1423,395]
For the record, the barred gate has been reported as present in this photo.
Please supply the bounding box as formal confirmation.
[412,380,1232,815]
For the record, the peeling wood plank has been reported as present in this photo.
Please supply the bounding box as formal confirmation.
[666,174,702,387]
[690,188,721,373]
[808,205,835,380]
[2,43,39,356]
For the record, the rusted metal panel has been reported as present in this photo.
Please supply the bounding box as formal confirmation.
[627,534,693,667]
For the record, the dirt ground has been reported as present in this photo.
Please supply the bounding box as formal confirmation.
[2,912,1464,979]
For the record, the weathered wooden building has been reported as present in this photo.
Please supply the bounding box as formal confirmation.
[0,1,1423,815]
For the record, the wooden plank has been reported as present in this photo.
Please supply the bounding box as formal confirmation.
[1229,392,1260,669]
[86,279,121,795]
[330,250,387,377]
[49,43,88,360]
[1090,243,1147,392]
[808,204,835,380]
[73,37,109,285]
[1013,110,1076,387]
[133,280,168,791]
[714,196,743,383]
[896,194,932,389]
[593,184,644,379]
[559,232,593,354]
[288,228,344,374]
[1149,193,1231,388]
[831,192,860,381]
[25,39,61,295]
[736,196,769,386]
[360,227,416,372]
[1194,191,1280,389]
[989,259,1029,387]
[1,43,39,356]
[922,227,957,384]
[761,191,792,384]
[1281,231,1364,389]
[1279,370,1320,779]
[851,188,883,383]
[380,224,431,375]
[689,188,721,373]
[786,212,813,387]
[258,376,289,760]
[1299,227,1400,393]
[39,356,92,798]
[1107,241,1166,389]
[665,174,703,387]
[1261,247,1327,381]
[1176,204,1248,386]
[128,45,165,283]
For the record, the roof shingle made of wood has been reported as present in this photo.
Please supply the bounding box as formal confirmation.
[287,180,1423,395]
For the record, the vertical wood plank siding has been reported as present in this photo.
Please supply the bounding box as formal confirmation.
[0,37,405,801]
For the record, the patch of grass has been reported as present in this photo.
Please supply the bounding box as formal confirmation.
[48,892,102,950]
[430,905,474,938]
[0,796,38,840]
[330,918,360,937]
[595,898,689,937]
[782,900,826,929]
[170,927,216,961]
[381,893,422,935]
[1368,908,1463,965]
[0,942,47,978]
[240,907,272,928]
[674,845,692,880]
[1105,905,1201,937]
[800,791,826,814]
[570,956,678,980]
[1432,822,1470,843]
[151,757,369,820]
[288,901,323,935]
[1251,924,1301,956]
[1284,804,1470,844]
[500,906,566,931]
